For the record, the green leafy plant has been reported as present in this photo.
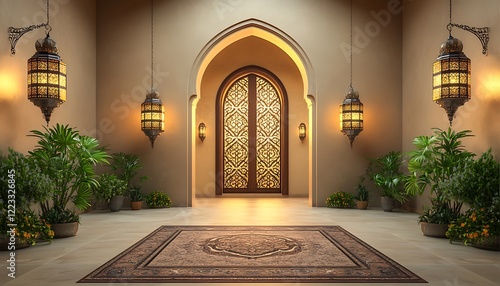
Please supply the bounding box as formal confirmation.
[0,149,53,210]
[447,208,499,245]
[29,124,110,224]
[444,150,500,246]
[110,152,148,191]
[94,174,127,202]
[0,208,54,245]
[129,186,144,202]
[367,151,408,203]
[405,128,475,223]
[355,177,369,201]
[326,192,356,208]
[145,191,172,208]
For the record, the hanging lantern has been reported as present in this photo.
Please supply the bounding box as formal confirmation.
[432,35,470,125]
[141,89,164,148]
[27,34,67,125]
[340,87,363,148]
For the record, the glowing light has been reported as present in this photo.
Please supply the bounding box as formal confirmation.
[0,71,20,101]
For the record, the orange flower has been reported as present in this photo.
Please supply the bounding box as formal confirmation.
[482,229,489,236]
[473,232,479,239]
[460,223,466,227]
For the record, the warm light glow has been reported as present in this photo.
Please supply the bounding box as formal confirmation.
[0,71,19,101]
[478,72,500,100]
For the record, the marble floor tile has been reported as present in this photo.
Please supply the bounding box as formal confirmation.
[1,197,498,286]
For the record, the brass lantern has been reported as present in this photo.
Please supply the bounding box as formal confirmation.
[432,35,470,125]
[298,122,306,141]
[27,34,67,125]
[340,87,363,148]
[141,89,164,148]
[198,122,206,142]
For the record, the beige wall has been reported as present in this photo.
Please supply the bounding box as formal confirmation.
[95,0,403,206]
[0,0,96,153]
[402,0,500,211]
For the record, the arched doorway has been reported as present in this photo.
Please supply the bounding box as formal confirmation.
[216,66,288,195]
[188,19,318,206]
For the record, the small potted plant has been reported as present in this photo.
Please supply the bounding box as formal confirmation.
[95,174,127,212]
[145,191,172,208]
[367,151,408,212]
[129,186,144,210]
[355,177,369,210]
[326,192,355,208]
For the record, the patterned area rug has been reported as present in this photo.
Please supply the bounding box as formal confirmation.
[78,226,426,283]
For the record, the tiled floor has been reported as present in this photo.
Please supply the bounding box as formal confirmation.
[1,197,499,286]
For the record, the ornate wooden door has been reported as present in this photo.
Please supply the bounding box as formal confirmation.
[216,66,288,195]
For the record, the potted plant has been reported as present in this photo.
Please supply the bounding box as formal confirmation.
[0,149,54,247]
[128,186,144,210]
[28,124,110,237]
[145,191,172,208]
[405,128,474,237]
[445,150,500,250]
[95,174,127,212]
[367,151,408,212]
[326,192,356,208]
[110,152,149,209]
[0,208,54,250]
[355,177,369,210]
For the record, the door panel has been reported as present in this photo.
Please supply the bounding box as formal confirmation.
[216,67,288,195]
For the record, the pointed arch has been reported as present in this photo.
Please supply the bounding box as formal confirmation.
[188,18,317,206]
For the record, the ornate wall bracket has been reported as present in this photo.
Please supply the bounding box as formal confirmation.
[8,23,50,55]
[448,23,489,55]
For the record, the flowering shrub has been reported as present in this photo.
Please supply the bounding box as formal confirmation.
[0,209,54,245]
[145,191,172,208]
[326,192,355,208]
[446,208,499,245]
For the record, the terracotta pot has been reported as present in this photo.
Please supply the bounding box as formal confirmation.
[380,196,395,212]
[356,200,368,210]
[420,222,448,238]
[130,201,142,210]
[51,222,79,238]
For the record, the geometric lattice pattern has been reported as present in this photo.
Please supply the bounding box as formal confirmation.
[256,76,281,188]
[223,77,249,188]
[223,74,282,191]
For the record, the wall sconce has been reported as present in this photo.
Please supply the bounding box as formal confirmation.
[340,0,364,148]
[8,0,66,126]
[141,0,164,148]
[432,0,489,126]
[199,122,206,142]
[298,122,306,141]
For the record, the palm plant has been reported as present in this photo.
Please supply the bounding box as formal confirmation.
[405,127,475,223]
[110,152,148,191]
[29,124,110,223]
[367,151,408,203]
